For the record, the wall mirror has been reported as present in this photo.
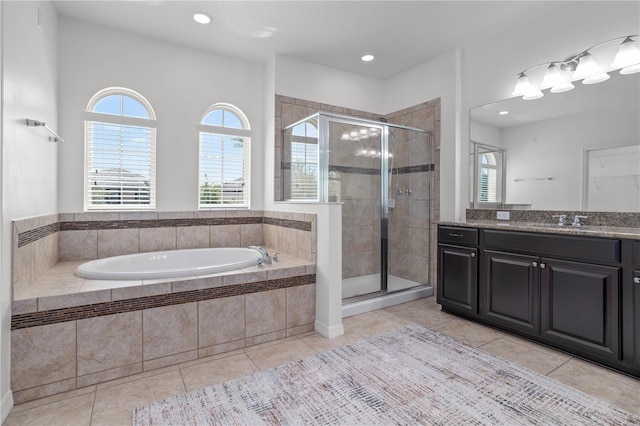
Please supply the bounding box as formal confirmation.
[470,71,640,212]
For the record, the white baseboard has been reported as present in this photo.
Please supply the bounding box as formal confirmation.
[1,390,14,423]
[314,320,344,338]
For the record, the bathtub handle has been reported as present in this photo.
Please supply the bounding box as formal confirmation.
[273,252,279,262]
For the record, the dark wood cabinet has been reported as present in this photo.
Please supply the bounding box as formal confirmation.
[437,224,637,378]
[437,245,477,315]
[482,250,539,336]
[540,259,620,361]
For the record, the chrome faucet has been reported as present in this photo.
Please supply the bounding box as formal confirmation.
[249,246,272,265]
[571,215,588,227]
[552,214,568,226]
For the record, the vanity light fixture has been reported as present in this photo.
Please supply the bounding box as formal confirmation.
[513,35,640,100]
[193,12,212,24]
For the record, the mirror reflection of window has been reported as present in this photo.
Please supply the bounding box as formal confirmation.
[480,153,498,202]
[471,142,505,206]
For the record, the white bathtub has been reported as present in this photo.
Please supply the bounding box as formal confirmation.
[76,248,262,280]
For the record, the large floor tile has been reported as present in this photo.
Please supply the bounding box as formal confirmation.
[301,330,366,352]
[91,370,186,426]
[180,353,259,392]
[245,339,317,370]
[548,359,640,416]
[479,338,570,375]
[343,311,407,338]
[4,393,94,426]
[430,317,505,347]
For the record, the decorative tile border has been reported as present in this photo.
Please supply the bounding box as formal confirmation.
[18,216,312,247]
[11,274,316,330]
[17,223,60,248]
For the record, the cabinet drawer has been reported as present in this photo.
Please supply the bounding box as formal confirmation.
[438,226,478,246]
[483,230,620,263]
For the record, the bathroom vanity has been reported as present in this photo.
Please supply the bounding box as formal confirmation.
[437,221,640,378]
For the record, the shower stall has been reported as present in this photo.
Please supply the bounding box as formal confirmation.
[282,113,434,314]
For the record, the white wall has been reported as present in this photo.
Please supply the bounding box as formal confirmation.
[384,50,461,220]
[57,17,265,212]
[1,1,59,419]
[501,106,637,210]
[273,55,384,114]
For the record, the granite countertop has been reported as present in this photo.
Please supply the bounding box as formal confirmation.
[438,220,640,240]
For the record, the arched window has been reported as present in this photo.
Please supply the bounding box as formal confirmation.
[199,104,251,208]
[84,88,156,209]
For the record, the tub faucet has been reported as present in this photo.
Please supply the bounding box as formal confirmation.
[249,246,272,265]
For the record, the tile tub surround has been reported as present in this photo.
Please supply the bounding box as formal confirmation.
[12,210,316,299]
[10,254,316,404]
[466,209,640,228]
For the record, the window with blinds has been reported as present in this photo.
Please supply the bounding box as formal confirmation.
[199,105,251,209]
[84,88,157,210]
[479,153,497,202]
[288,121,319,200]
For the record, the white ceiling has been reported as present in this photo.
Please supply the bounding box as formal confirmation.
[52,0,561,80]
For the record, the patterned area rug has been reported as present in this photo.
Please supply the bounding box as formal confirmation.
[134,324,639,425]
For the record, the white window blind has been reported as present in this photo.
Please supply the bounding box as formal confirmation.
[198,105,251,209]
[479,166,497,202]
[199,133,250,207]
[85,89,156,210]
[290,140,319,200]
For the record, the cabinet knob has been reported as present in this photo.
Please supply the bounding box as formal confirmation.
[532,261,538,267]
[471,252,476,258]
[634,277,640,284]
[540,263,546,269]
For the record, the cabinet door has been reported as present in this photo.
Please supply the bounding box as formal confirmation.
[437,245,477,315]
[482,250,540,335]
[540,259,620,361]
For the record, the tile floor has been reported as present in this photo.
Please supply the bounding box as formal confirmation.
[4,297,640,425]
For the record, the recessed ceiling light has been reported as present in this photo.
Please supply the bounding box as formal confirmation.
[498,111,509,115]
[361,54,375,62]
[193,12,212,24]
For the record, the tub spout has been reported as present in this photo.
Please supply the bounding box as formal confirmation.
[249,246,272,265]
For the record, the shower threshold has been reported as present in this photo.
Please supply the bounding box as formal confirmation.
[341,273,433,318]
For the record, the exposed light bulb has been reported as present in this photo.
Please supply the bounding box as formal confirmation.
[612,37,640,70]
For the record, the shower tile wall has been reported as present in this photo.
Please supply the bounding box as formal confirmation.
[329,122,381,279]
[386,104,438,285]
[275,95,441,288]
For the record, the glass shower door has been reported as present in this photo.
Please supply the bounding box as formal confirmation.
[386,127,432,292]
[327,119,384,299]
